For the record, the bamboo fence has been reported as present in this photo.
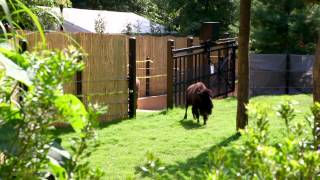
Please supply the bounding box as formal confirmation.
[26,32,128,121]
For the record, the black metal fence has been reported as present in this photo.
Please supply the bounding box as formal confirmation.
[167,39,237,107]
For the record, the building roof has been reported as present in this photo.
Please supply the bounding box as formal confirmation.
[51,7,165,34]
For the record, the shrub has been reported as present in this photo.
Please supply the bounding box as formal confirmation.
[136,152,165,178]
[207,100,320,179]
[0,1,106,179]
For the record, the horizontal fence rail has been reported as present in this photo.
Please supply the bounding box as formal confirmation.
[135,36,200,97]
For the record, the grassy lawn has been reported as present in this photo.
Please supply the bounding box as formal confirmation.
[55,94,313,179]
[0,94,313,179]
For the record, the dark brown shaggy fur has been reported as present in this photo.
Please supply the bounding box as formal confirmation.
[183,82,213,125]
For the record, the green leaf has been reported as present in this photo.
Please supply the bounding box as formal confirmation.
[54,94,88,134]
[0,102,21,120]
[0,0,17,48]
[140,166,149,172]
[0,0,10,18]
[13,0,46,47]
[0,47,30,69]
[0,53,32,86]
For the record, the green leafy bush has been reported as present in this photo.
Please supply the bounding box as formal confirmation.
[0,1,106,179]
[136,152,165,178]
[208,100,320,179]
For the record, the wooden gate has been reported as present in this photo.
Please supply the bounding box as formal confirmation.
[167,39,237,107]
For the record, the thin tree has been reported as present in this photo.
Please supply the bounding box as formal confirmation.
[307,0,320,150]
[236,0,252,130]
[314,35,320,103]
[314,29,320,150]
[307,0,320,102]
[312,0,320,150]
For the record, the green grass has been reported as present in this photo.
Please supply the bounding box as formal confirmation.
[0,94,313,179]
[56,94,313,179]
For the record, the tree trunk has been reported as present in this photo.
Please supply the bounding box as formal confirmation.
[314,33,320,150]
[236,0,252,130]
[314,34,320,103]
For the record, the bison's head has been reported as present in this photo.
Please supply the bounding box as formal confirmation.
[198,88,213,120]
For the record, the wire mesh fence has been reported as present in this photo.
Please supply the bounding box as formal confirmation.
[249,54,313,96]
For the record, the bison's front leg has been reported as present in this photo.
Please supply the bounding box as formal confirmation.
[184,105,188,119]
[192,106,200,123]
[202,114,209,125]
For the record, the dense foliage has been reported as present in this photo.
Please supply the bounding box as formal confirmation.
[71,0,237,35]
[1,0,71,30]
[0,1,105,179]
[251,0,320,54]
[70,0,320,53]
[71,0,149,13]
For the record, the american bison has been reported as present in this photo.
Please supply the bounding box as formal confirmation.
[183,82,213,125]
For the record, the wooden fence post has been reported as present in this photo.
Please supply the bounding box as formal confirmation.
[128,37,137,118]
[19,39,27,53]
[199,22,221,42]
[187,37,194,86]
[18,39,28,102]
[231,46,237,92]
[146,56,150,96]
[74,34,82,102]
[167,39,175,109]
[76,59,82,102]
[199,22,220,87]
[59,4,64,31]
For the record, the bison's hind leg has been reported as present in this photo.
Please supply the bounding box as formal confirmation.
[192,107,200,123]
[184,105,188,119]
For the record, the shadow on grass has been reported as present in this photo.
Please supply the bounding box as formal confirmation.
[88,109,168,130]
[99,118,131,129]
[139,110,168,118]
[158,110,168,115]
[223,96,237,102]
[160,133,241,179]
[179,119,203,129]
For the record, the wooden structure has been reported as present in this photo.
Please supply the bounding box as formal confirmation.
[26,32,129,121]
[135,36,200,97]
